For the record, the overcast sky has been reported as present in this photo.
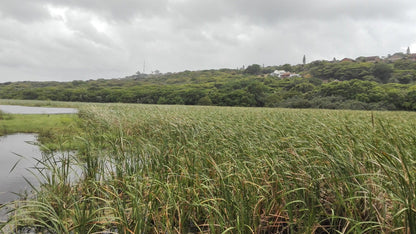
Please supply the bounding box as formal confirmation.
[1,0,416,82]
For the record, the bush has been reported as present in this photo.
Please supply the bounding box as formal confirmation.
[0,110,13,120]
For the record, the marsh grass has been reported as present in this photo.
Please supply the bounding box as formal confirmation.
[0,113,79,151]
[0,110,13,121]
[2,103,416,233]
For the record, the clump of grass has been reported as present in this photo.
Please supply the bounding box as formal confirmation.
[3,103,416,233]
[0,110,13,121]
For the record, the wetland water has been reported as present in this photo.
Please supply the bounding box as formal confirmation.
[0,105,78,203]
[0,105,79,222]
[0,133,41,204]
[0,105,78,114]
[0,134,79,223]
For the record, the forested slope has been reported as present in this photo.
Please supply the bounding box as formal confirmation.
[2,58,416,110]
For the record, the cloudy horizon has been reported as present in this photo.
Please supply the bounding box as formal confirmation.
[1,0,416,82]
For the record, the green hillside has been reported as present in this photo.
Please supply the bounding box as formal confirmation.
[2,56,416,110]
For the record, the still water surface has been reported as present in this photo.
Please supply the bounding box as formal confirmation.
[0,105,78,114]
[0,105,79,204]
[0,134,79,224]
[0,134,41,205]
[0,105,80,224]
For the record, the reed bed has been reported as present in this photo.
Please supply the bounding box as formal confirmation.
[2,104,416,233]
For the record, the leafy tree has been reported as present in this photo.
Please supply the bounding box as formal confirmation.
[22,90,39,100]
[244,64,261,75]
[281,96,311,108]
[394,60,416,70]
[219,90,256,106]
[403,90,416,110]
[280,64,293,72]
[264,93,283,107]
[291,82,315,93]
[372,63,393,83]
[197,96,213,105]
[181,89,204,105]
[247,82,267,106]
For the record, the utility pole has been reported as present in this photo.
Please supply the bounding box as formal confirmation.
[143,60,146,74]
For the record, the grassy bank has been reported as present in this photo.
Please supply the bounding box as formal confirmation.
[0,113,75,135]
[2,103,416,233]
[0,99,80,150]
[0,113,79,151]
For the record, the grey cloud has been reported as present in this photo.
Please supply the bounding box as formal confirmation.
[0,0,170,23]
[1,0,416,82]
[49,0,169,22]
[209,0,415,24]
[0,0,50,22]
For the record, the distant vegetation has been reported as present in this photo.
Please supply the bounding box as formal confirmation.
[3,54,416,110]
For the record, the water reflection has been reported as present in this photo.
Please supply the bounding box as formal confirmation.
[0,105,78,114]
[0,134,80,223]
[0,134,41,204]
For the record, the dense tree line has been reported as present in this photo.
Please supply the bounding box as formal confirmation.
[2,59,416,110]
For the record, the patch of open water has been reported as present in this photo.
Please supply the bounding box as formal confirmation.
[0,133,80,225]
[0,133,43,224]
[0,105,80,230]
[0,105,78,114]
[0,133,41,205]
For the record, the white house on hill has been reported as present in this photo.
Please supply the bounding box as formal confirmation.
[270,70,301,78]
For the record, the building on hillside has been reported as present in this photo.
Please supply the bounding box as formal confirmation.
[407,53,416,61]
[270,70,300,78]
[340,58,355,62]
[270,70,286,77]
[387,53,406,62]
[356,56,381,63]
